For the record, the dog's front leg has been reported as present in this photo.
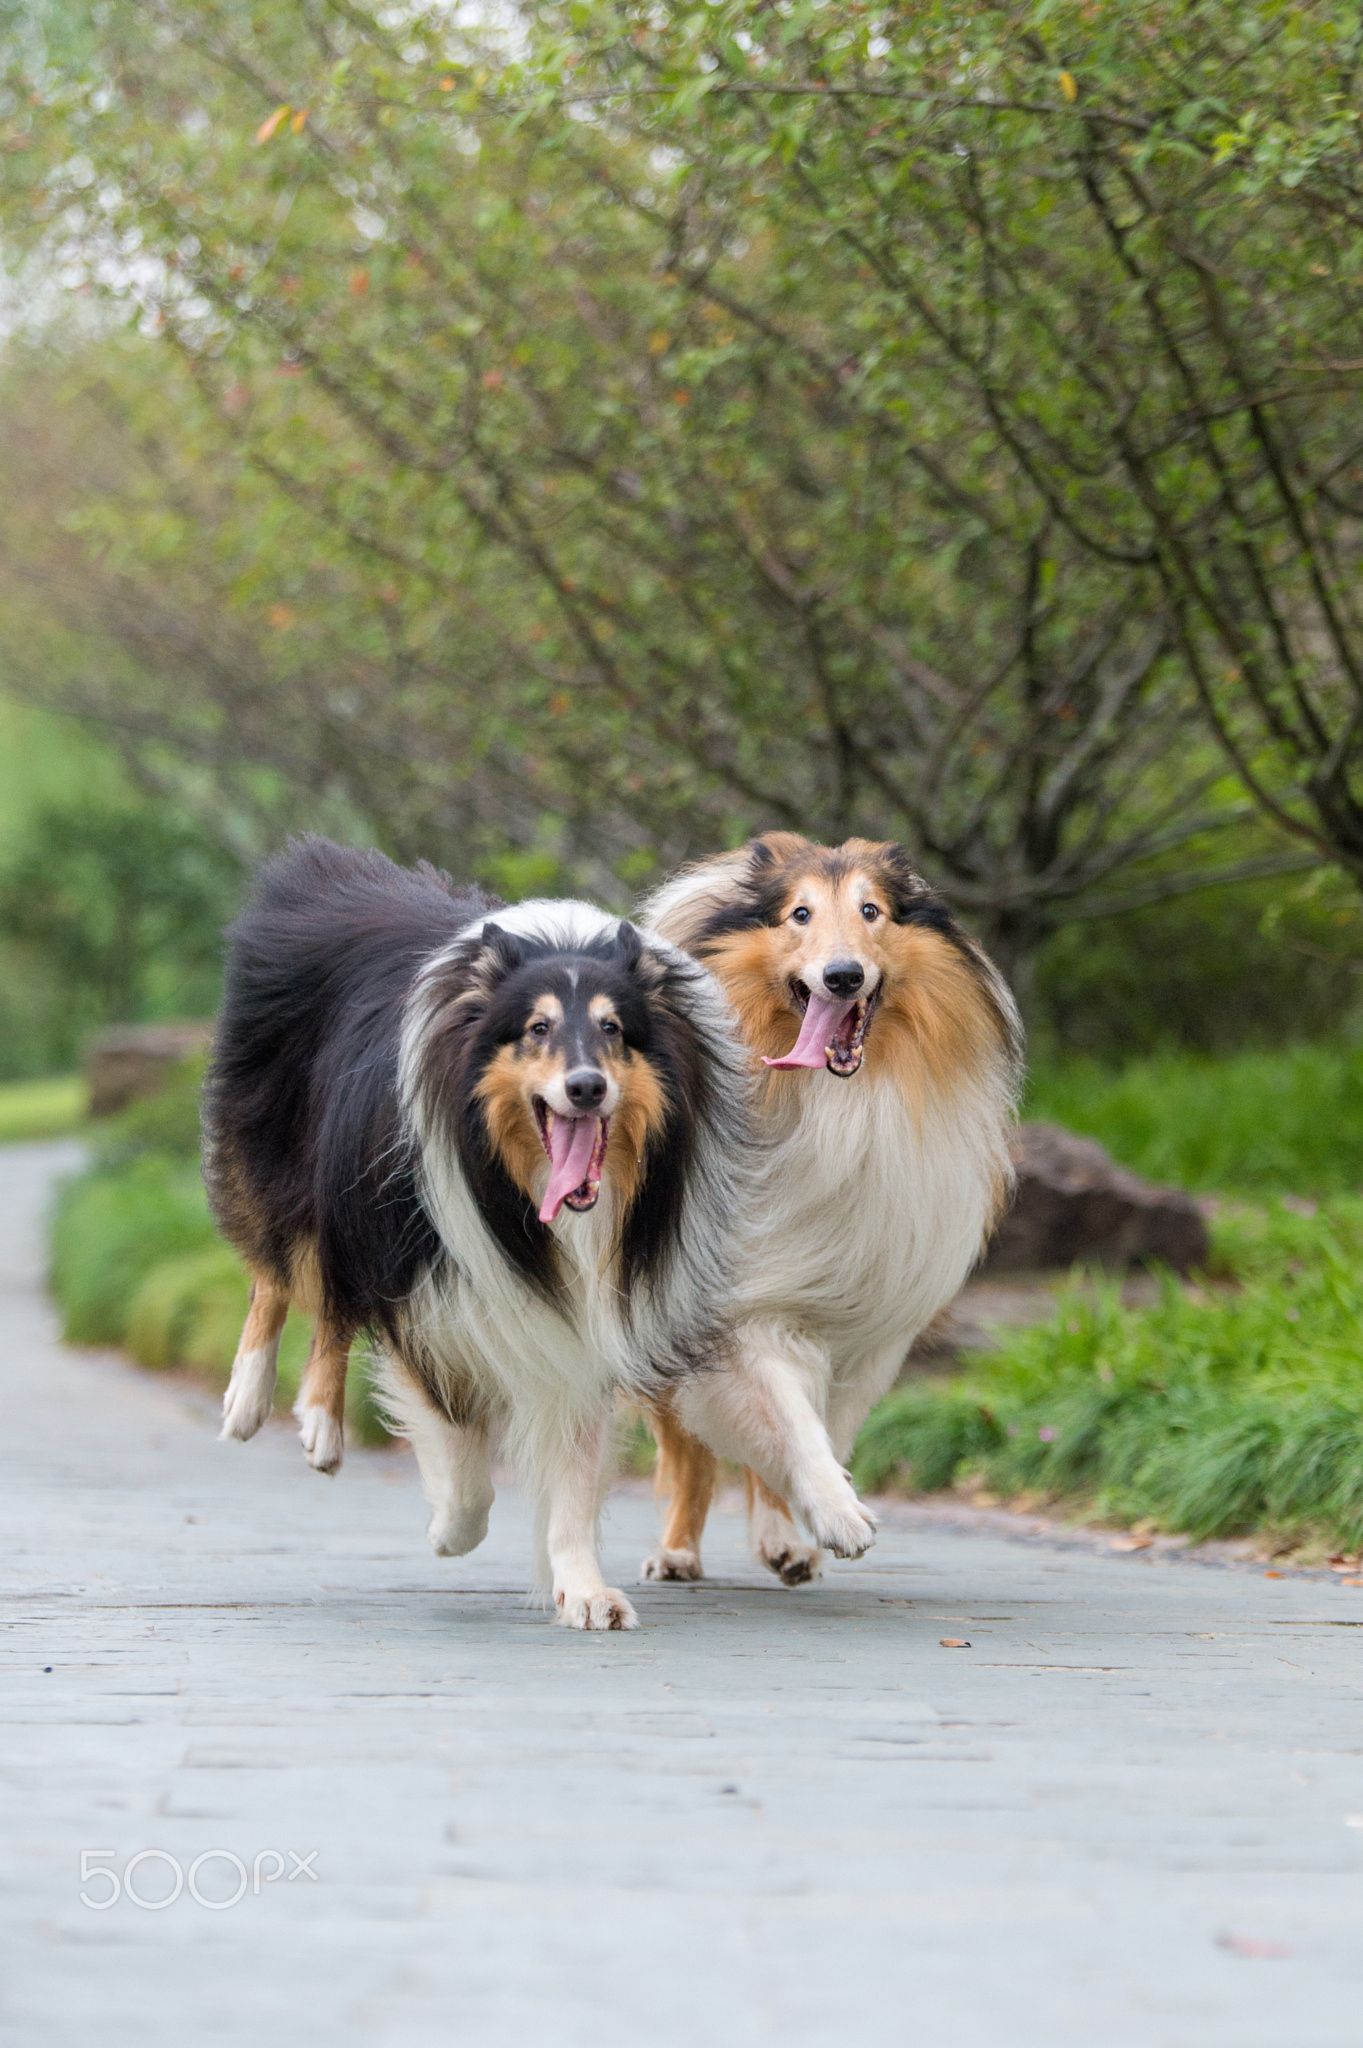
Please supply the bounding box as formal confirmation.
[673,1323,877,1561]
[541,1416,638,1632]
[422,1419,496,1558]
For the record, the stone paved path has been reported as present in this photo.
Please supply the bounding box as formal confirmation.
[2,1139,1361,2047]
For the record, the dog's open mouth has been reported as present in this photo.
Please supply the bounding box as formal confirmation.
[533,1100,609,1221]
[762,980,880,1078]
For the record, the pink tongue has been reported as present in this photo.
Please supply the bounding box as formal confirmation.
[539,1114,600,1222]
[762,992,857,1071]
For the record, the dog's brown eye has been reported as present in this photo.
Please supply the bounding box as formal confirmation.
[861,904,880,922]
[600,1018,620,1036]
[791,906,811,925]
[529,1019,551,1038]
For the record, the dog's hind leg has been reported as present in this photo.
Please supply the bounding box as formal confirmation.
[220,1273,289,1443]
[746,1472,823,1588]
[672,1320,876,1562]
[294,1316,353,1475]
[641,1403,717,1583]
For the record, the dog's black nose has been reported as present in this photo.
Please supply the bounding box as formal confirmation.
[564,1067,608,1112]
[823,960,865,998]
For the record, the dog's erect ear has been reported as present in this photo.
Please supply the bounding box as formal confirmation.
[479,922,524,977]
[614,920,644,970]
[614,919,665,987]
[876,843,928,922]
[746,830,809,877]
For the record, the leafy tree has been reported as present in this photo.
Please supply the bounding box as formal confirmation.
[0,793,237,1041]
[526,0,1363,885]
[0,0,1355,976]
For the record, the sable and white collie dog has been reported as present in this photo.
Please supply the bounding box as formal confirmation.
[203,838,875,1629]
[638,833,1023,1587]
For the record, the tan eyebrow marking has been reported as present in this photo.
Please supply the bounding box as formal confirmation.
[527,994,563,1028]
[589,994,621,1027]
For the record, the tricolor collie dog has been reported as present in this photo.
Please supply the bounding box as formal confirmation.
[639,833,1023,1587]
[203,838,875,1630]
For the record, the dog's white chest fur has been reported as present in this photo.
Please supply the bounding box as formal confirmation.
[740,1069,1002,1363]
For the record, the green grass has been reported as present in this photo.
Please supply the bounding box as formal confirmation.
[1026,1041,1363,1195]
[49,1094,386,1443]
[853,1199,1363,1551]
[0,1073,86,1143]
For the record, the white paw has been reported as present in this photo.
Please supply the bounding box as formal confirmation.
[427,1501,492,1557]
[219,1349,276,1442]
[555,1586,639,1631]
[641,1546,704,1583]
[799,1475,878,1560]
[297,1405,344,1475]
[756,1533,823,1586]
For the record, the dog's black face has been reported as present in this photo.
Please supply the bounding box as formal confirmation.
[407,912,730,1309]
[473,925,666,1222]
[420,921,667,1250]
[480,926,656,1075]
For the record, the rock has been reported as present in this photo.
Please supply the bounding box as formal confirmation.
[983,1120,1210,1276]
[85,1021,213,1119]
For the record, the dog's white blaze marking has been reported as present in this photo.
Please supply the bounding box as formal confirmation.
[219,1346,277,1442]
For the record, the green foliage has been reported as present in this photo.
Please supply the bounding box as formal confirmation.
[1031,873,1363,1059]
[0,1073,85,1144]
[853,1200,1363,1549]
[0,790,235,1071]
[48,1078,388,1443]
[4,0,1360,959]
[0,696,239,1080]
[0,701,133,1080]
[1027,1041,1363,1195]
[50,1152,217,1345]
[90,1054,206,1169]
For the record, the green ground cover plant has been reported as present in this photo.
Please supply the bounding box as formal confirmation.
[1026,1043,1363,1196]
[0,1074,85,1144]
[49,1061,386,1443]
[853,1200,1363,1552]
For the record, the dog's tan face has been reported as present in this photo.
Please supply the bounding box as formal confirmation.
[755,853,903,1072]
[689,833,1017,1091]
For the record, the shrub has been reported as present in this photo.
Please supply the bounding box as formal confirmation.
[853,1200,1363,1550]
[89,1053,207,1169]
[0,1073,85,1143]
[50,1078,387,1443]
[51,1153,217,1345]
[1025,1042,1363,1195]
